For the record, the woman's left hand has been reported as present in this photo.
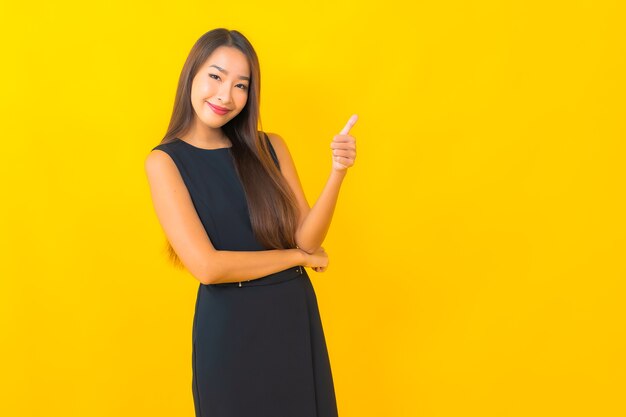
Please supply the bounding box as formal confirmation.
[331,114,358,172]
[312,247,329,273]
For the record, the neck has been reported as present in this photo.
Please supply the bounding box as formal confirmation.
[180,125,231,148]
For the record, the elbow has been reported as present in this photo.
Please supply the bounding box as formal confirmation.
[197,272,212,286]
[295,231,311,254]
[197,268,216,286]
[295,226,322,254]
[203,267,224,285]
[189,265,212,285]
[295,239,319,255]
[197,251,221,285]
[297,245,315,255]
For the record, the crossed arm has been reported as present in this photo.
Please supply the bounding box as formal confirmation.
[145,133,348,284]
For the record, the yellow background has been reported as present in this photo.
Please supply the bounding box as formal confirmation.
[1,1,625,416]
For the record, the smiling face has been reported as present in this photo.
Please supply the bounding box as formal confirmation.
[190,46,251,128]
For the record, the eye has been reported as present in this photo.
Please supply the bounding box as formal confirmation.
[209,73,248,91]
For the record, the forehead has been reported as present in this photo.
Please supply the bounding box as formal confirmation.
[204,47,250,75]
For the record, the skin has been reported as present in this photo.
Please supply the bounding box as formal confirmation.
[178,46,249,148]
[267,115,358,273]
[145,45,358,284]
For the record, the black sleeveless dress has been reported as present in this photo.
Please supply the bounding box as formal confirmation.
[152,134,338,417]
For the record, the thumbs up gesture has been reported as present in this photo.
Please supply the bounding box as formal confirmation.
[331,114,358,172]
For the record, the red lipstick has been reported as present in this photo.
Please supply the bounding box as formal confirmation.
[206,102,230,115]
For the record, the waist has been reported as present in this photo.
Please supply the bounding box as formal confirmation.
[208,265,307,288]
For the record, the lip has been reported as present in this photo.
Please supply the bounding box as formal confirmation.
[206,102,230,114]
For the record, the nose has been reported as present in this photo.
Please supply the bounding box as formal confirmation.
[216,85,233,104]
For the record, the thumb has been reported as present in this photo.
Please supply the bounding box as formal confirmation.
[339,114,358,135]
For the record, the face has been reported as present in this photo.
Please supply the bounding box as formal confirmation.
[190,46,251,128]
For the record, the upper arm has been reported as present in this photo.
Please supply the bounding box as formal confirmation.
[145,149,217,284]
[266,132,311,230]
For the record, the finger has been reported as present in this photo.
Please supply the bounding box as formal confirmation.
[334,156,352,164]
[339,114,358,135]
[331,136,355,145]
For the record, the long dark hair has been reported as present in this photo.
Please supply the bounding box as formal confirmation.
[156,28,299,268]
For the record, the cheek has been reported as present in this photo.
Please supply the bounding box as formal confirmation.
[201,84,215,96]
[193,82,213,97]
[236,92,249,107]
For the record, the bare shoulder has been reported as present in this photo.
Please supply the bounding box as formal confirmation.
[145,149,176,176]
[144,148,183,194]
[145,148,172,165]
[265,132,295,167]
[262,131,311,220]
[265,131,288,152]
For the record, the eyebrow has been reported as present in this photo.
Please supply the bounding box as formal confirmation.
[208,64,250,81]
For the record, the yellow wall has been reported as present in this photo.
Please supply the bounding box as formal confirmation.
[1,1,624,416]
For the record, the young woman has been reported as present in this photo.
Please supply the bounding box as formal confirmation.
[145,28,357,417]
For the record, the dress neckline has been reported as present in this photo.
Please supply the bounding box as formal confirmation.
[175,137,233,151]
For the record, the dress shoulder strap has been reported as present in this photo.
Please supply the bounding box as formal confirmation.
[263,132,281,171]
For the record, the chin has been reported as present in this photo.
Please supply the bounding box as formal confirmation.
[202,120,228,128]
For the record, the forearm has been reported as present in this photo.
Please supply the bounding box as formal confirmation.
[296,169,347,253]
[205,248,306,285]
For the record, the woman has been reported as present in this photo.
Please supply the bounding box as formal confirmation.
[145,28,357,417]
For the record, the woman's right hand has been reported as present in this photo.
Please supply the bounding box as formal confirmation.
[300,246,329,271]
